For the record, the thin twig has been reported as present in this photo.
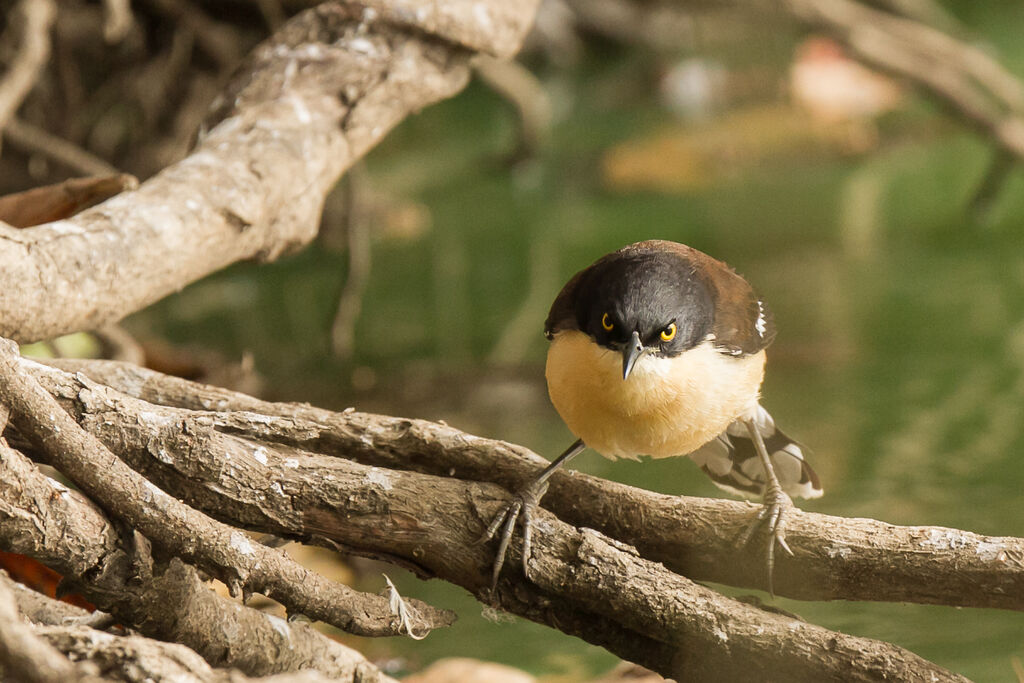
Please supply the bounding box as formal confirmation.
[0,0,56,137]
[140,0,243,72]
[473,56,552,162]
[776,0,1024,157]
[330,164,372,359]
[3,118,119,176]
[101,0,134,43]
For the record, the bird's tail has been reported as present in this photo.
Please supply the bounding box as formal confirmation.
[689,404,823,499]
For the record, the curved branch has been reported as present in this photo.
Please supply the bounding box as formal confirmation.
[0,341,454,639]
[0,0,539,343]
[44,357,1024,612]
[10,357,989,680]
[0,435,392,680]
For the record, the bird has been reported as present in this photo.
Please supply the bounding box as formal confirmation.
[484,239,822,593]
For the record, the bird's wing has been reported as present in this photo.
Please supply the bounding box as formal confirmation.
[689,404,822,499]
[695,253,777,356]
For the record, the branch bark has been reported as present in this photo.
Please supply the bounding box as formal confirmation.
[35,624,363,682]
[0,433,394,680]
[41,357,1024,612]
[0,339,453,639]
[0,570,93,683]
[0,571,382,683]
[8,356,999,681]
[0,0,539,343]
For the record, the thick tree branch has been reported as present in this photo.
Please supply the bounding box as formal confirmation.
[7,358,991,680]
[0,435,393,680]
[0,339,453,640]
[0,0,539,343]
[0,570,93,683]
[0,571,89,626]
[35,625,360,683]
[0,571,380,683]
[43,357,1024,612]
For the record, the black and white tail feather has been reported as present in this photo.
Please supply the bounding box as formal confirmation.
[690,404,823,500]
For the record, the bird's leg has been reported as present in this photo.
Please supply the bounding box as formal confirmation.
[482,439,586,590]
[738,418,795,596]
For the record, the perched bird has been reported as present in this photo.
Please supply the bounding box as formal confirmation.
[485,240,822,591]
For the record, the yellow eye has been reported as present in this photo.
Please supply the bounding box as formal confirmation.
[601,313,614,331]
[660,323,677,342]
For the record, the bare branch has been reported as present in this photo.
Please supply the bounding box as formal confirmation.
[140,0,244,71]
[0,572,89,626]
[773,0,1024,157]
[0,340,453,640]
[0,0,55,135]
[0,436,393,680]
[11,358,984,680]
[44,357,1024,613]
[36,624,360,683]
[330,165,372,359]
[473,56,553,161]
[0,573,385,683]
[0,570,90,683]
[0,0,539,344]
[2,118,121,177]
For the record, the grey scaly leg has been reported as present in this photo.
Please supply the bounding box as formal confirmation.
[482,439,586,591]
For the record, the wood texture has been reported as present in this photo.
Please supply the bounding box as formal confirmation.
[8,357,997,681]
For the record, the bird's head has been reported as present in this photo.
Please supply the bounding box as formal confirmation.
[575,248,715,379]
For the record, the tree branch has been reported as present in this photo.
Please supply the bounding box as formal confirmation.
[0,0,56,136]
[0,433,394,680]
[0,571,381,683]
[8,357,994,680]
[0,571,89,626]
[0,570,93,683]
[41,357,1024,612]
[0,0,539,343]
[35,624,363,682]
[0,339,453,640]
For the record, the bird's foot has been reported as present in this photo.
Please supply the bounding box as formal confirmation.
[738,483,795,596]
[480,480,549,592]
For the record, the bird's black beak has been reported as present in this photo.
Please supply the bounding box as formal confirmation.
[622,330,644,380]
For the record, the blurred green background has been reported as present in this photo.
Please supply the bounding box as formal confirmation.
[105,3,1024,681]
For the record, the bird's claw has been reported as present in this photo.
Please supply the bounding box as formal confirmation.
[480,482,548,592]
[739,485,795,596]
